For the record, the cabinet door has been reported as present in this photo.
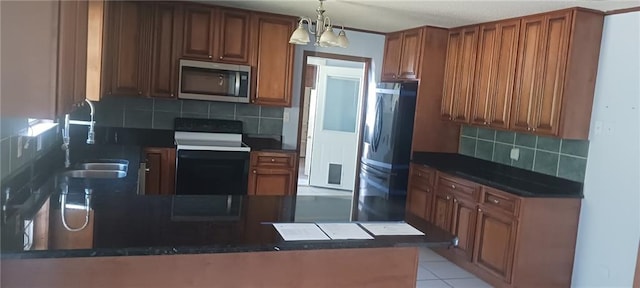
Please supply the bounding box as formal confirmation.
[108,1,145,96]
[407,186,433,220]
[57,0,89,115]
[511,17,544,133]
[251,14,295,106]
[451,27,479,123]
[489,20,520,129]
[248,168,295,196]
[149,3,182,98]
[433,193,453,232]
[470,24,498,126]
[144,148,176,195]
[441,30,462,120]
[398,28,423,79]
[217,8,250,64]
[473,208,518,282]
[182,5,216,60]
[533,11,571,136]
[381,32,403,81]
[450,197,477,260]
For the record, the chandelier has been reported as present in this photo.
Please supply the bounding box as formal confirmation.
[289,0,349,48]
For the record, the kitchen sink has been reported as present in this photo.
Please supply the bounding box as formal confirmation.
[60,169,127,179]
[78,162,128,172]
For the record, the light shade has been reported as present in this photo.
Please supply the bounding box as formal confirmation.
[337,29,349,48]
[289,23,310,44]
[319,26,339,47]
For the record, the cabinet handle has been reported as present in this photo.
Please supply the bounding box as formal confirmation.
[271,158,275,162]
[492,199,500,204]
[252,170,257,174]
[208,55,213,59]
[451,184,456,189]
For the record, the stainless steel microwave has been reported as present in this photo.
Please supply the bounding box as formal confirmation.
[178,59,251,103]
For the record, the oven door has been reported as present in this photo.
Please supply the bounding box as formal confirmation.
[175,150,249,195]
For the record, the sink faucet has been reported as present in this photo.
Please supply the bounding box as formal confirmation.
[62,99,96,168]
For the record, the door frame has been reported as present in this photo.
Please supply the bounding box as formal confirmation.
[295,51,372,220]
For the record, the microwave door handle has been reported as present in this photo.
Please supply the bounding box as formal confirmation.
[235,72,241,96]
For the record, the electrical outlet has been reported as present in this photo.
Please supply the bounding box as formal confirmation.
[510,148,520,161]
[16,136,22,158]
[283,111,290,122]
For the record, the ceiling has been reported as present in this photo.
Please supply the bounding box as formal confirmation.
[206,0,638,33]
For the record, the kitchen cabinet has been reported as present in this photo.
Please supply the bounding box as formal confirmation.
[424,169,581,288]
[406,165,435,220]
[248,151,297,196]
[182,5,217,60]
[218,8,251,64]
[473,205,518,282]
[441,27,478,123]
[148,3,183,98]
[143,147,176,195]
[251,13,296,107]
[470,20,520,129]
[0,0,92,119]
[381,28,424,81]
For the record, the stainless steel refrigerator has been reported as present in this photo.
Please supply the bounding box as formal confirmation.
[359,82,417,198]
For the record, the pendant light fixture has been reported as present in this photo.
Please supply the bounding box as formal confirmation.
[289,0,349,48]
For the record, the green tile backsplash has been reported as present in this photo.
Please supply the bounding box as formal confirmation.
[72,96,284,135]
[458,125,589,182]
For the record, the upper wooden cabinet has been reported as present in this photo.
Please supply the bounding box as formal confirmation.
[182,5,251,64]
[443,8,603,139]
[218,8,251,63]
[441,27,479,123]
[182,5,217,60]
[251,13,296,107]
[248,151,297,196]
[470,20,520,129]
[511,9,603,139]
[381,28,424,81]
[148,3,183,98]
[1,0,92,119]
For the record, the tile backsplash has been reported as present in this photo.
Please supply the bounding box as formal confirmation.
[71,96,284,135]
[459,125,589,182]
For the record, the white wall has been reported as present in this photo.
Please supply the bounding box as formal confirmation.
[282,29,385,148]
[572,11,640,287]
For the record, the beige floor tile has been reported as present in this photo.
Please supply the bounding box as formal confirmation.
[417,266,439,280]
[444,277,493,288]
[418,247,448,262]
[423,261,475,279]
[416,279,453,288]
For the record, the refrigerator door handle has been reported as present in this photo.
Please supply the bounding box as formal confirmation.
[372,95,383,152]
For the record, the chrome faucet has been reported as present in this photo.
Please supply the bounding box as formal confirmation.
[62,99,96,168]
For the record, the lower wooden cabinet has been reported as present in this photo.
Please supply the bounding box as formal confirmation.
[473,207,518,282]
[248,151,297,196]
[142,147,176,195]
[450,197,478,261]
[406,164,435,220]
[433,192,453,232]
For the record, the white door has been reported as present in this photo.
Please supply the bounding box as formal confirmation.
[304,88,317,177]
[309,66,364,191]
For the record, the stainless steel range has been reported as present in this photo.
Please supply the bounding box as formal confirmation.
[174,118,250,195]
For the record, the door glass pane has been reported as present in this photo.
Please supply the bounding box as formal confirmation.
[323,76,359,132]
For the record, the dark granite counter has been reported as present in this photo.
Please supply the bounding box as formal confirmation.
[412,152,583,198]
[1,171,453,259]
[243,136,296,152]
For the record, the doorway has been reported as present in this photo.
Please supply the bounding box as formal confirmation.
[296,52,370,200]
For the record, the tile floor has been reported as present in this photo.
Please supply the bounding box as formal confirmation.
[416,247,493,288]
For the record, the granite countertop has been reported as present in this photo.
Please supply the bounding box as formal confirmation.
[1,173,453,259]
[412,152,583,198]
[243,136,297,152]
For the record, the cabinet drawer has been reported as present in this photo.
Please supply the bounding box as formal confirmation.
[437,175,478,201]
[481,187,520,217]
[251,152,295,168]
[411,165,435,186]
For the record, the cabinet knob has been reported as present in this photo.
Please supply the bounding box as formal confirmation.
[138,91,142,95]
[418,172,422,177]
[453,198,458,203]
[451,184,456,189]
[208,55,213,59]
[392,75,396,79]
[532,128,536,132]
[446,196,451,200]
[170,93,174,97]
[219,56,223,60]
[492,199,500,204]
[252,170,257,174]
[478,208,482,212]
[527,127,531,131]
[426,188,430,192]
[483,121,487,125]
[145,168,150,173]
[449,117,453,120]
[107,91,112,95]
[271,158,275,162]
